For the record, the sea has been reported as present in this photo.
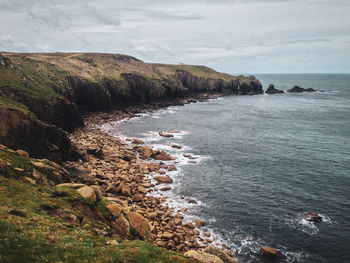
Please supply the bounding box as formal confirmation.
[106,74,350,263]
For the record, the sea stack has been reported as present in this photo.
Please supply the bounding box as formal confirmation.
[265,84,284,94]
[287,85,316,92]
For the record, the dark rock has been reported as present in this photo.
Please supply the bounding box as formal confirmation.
[265,84,284,94]
[306,212,322,222]
[260,246,286,259]
[288,86,316,93]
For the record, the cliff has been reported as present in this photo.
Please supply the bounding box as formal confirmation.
[0,52,263,161]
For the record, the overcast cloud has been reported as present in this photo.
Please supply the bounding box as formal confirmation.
[0,0,349,73]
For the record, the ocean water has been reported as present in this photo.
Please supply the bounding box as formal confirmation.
[107,74,350,263]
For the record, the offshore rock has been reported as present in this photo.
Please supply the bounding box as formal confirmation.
[306,212,323,222]
[265,84,284,94]
[287,85,316,93]
[260,246,286,259]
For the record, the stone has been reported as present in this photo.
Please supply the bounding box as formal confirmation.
[132,138,144,144]
[153,151,174,161]
[106,203,123,218]
[155,176,173,184]
[148,162,160,172]
[106,240,119,245]
[185,250,223,263]
[113,214,130,239]
[171,144,182,149]
[77,186,96,202]
[166,130,181,133]
[13,167,25,174]
[127,212,153,242]
[16,149,29,158]
[159,132,174,138]
[260,246,286,259]
[138,145,153,158]
[306,212,322,222]
[90,185,103,201]
[137,185,148,194]
[195,219,204,228]
[265,83,284,94]
[162,231,174,239]
[188,199,198,205]
[118,182,131,197]
[168,165,177,171]
[287,85,316,93]
[204,246,238,263]
[160,186,172,191]
[174,218,182,225]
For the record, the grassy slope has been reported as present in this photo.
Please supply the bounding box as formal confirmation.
[0,147,193,263]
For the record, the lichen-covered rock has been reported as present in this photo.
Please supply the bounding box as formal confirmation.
[185,250,223,263]
[204,246,238,263]
[113,214,130,239]
[127,211,153,242]
[77,186,96,202]
[106,203,123,218]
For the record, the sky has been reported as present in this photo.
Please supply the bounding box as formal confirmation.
[0,0,349,73]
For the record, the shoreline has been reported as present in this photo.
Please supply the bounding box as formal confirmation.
[64,94,238,259]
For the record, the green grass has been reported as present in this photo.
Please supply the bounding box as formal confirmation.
[0,147,194,263]
[0,97,35,117]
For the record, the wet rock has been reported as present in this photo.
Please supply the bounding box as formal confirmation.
[132,138,144,144]
[148,162,160,172]
[204,246,238,263]
[138,145,153,159]
[155,176,173,184]
[260,246,286,259]
[195,219,204,228]
[166,130,181,134]
[152,150,174,161]
[159,132,174,138]
[171,144,182,149]
[306,212,322,222]
[185,250,223,263]
[188,199,198,205]
[77,186,96,202]
[287,85,316,93]
[160,186,172,191]
[265,84,284,94]
[168,164,177,171]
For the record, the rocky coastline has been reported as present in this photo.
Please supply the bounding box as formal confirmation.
[64,95,239,262]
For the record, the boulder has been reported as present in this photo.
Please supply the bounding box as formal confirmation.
[148,162,160,172]
[132,138,144,144]
[160,186,171,191]
[118,182,132,197]
[90,185,103,201]
[152,150,174,161]
[306,212,322,222]
[106,203,123,218]
[168,164,177,171]
[159,132,174,138]
[185,250,223,263]
[265,84,284,94]
[127,212,153,242]
[171,144,182,149]
[155,176,173,184]
[287,85,316,93]
[195,219,204,228]
[138,145,153,159]
[113,214,130,239]
[77,186,96,202]
[260,246,286,259]
[204,246,238,263]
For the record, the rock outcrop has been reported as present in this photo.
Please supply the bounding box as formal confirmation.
[265,84,284,94]
[287,85,316,93]
[260,246,286,259]
[306,212,323,222]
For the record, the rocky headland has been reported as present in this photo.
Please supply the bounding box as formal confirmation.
[0,52,267,262]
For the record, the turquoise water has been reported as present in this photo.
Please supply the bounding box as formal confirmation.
[109,74,350,263]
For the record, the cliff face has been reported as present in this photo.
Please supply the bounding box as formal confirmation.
[0,105,78,162]
[0,52,263,161]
